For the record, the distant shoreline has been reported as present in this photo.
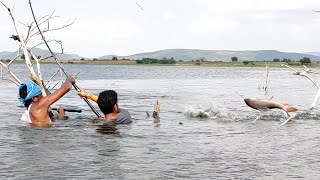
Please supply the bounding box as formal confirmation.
[4,59,320,68]
[41,60,320,68]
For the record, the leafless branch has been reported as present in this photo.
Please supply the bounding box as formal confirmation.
[27,11,57,39]
[27,16,76,41]
[282,64,320,109]
[0,0,75,96]
[7,47,21,67]
[0,61,21,85]
[258,62,270,94]
[1,0,46,95]
[264,62,270,94]
[45,68,60,86]
[282,64,319,88]
[31,39,64,54]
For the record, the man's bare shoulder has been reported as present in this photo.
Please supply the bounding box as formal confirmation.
[29,102,51,122]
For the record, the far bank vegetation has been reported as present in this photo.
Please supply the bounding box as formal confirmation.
[1,55,318,67]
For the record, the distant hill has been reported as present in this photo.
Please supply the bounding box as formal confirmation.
[99,49,320,61]
[304,52,320,57]
[0,48,84,60]
[98,54,118,60]
[1,48,320,62]
[0,51,14,60]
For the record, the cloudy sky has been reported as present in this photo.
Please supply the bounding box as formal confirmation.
[1,0,320,58]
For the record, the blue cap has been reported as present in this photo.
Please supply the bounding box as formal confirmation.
[18,81,42,103]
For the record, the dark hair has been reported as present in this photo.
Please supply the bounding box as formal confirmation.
[19,84,32,107]
[97,90,118,115]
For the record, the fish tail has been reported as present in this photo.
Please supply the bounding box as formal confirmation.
[284,105,298,112]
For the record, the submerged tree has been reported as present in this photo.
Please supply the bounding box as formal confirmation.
[0,0,75,95]
[282,64,320,109]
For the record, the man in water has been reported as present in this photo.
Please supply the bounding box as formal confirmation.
[18,75,75,127]
[78,88,132,124]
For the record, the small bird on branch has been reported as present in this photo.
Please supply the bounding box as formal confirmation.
[9,35,20,42]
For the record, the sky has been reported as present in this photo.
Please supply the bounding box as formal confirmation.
[1,0,320,58]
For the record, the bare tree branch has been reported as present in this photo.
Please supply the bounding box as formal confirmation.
[31,39,64,54]
[282,64,319,88]
[0,61,21,85]
[1,0,76,98]
[282,64,320,109]
[7,47,21,67]
[27,16,76,41]
[45,68,60,86]
[1,0,46,95]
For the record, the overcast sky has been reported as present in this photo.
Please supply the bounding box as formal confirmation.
[1,0,320,58]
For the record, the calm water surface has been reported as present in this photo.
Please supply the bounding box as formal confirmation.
[1,64,320,179]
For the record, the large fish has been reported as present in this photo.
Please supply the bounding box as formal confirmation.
[244,98,298,113]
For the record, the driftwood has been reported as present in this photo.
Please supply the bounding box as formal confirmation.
[153,100,160,118]
[145,100,160,123]
[282,64,320,109]
[258,62,270,95]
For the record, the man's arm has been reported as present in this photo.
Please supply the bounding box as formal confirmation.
[40,75,75,107]
[78,88,98,102]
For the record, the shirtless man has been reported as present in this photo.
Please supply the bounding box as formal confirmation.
[78,88,132,124]
[18,75,75,127]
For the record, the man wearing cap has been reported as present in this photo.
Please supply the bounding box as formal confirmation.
[18,75,75,126]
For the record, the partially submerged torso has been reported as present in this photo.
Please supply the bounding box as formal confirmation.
[21,103,52,127]
[103,108,132,125]
[29,102,52,123]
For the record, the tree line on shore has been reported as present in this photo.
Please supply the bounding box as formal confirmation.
[82,56,178,64]
[0,55,314,65]
[232,56,312,65]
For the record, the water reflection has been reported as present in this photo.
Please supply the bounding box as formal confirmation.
[95,123,119,135]
[153,116,160,123]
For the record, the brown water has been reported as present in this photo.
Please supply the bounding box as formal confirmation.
[1,64,320,179]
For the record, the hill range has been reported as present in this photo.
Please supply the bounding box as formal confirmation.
[1,48,320,61]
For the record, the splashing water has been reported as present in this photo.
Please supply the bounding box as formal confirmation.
[184,104,222,118]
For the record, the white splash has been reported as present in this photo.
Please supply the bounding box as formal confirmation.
[184,105,220,119]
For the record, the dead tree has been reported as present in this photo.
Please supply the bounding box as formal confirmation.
[0,1,75,95]
[258,62,270,95]
[282,64,320,109]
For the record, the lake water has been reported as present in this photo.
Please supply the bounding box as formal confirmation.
[1,64,320,179]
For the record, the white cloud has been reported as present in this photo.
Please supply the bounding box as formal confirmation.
[197,0,255,13]
[189,16,237,33]
[56,20,140,40]
[163,12,177,21]
[2,0,320,57]
[197,0,320,12]
[254,0,319,10]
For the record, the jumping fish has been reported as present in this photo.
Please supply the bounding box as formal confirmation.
[244,98,298,113]
[244,98,298,125]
